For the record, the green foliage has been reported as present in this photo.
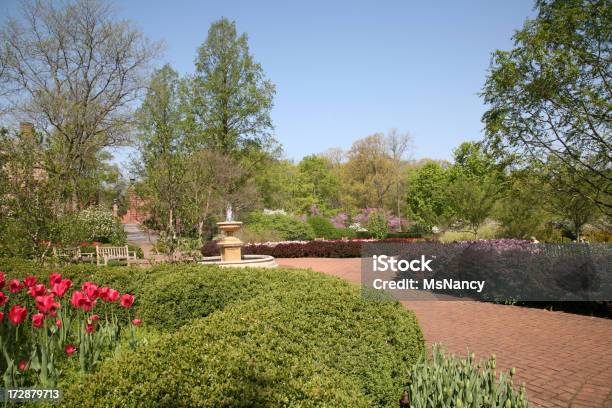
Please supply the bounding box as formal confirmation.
[0,129,56,258]
[292,155,341,213]
[407,345,528,407]
[365,210,390,240]
[236,225,282,243]
[246,212,315,241]
[189,18,276,155]
[406,162,453,229]
[64,266,425,407]
[447,142,506,236]
[495,171,550,239]
[307,216,345,239]
[50,207,126,245]
[482,0,611,213]
[127,244,144,259]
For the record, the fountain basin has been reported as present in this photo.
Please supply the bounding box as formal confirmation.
[199,254,277,268]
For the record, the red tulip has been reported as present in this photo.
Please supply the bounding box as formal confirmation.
[49,272,62,286]
[8,305,27,325]
[131,319,142,326]
[31,313,44,328]
[85,323,94,333]
[65,344,76,355]
[0,312,3,321]
[0,291,8,306]
[18,360,27,371]
[9,279,22,293]
[35,294,59,314]
[28,284,46,297]
[107,289,120,302]
[98,287,110,301]
[55,319,62,327]
[120,294,135,308]
[51,279,72,297]
[82,282,99,299]
[70,291,95,311]
[0,271,5,288]
[23,276,37,287]
[89,314,100,322]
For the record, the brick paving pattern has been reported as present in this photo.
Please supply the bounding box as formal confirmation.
[276,258,612,408]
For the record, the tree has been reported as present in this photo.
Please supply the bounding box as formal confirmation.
[188,18,276,157]
[0,0,160,209]
[182,150,258,240]
[482,0,611,213]
[406,161,453,229]
[386,129,413,230]
[0,127,57,257]
[292,155,340,214]
[135,65,187,247]
[544,160,599,240]
[496,169,551,239]
[447,142,506,237]
[344,133,395,209]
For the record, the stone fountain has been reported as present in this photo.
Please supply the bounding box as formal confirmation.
[200,205,277,268]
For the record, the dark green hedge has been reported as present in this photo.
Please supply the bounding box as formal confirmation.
[64,266,425,407]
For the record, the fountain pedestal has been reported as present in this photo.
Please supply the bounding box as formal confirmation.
[216,221,243,262]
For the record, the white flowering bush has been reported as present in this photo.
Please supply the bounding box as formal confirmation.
[51,207,126,245]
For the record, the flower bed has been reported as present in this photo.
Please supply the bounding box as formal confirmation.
[0,269,140,387]
[201,238,426,258]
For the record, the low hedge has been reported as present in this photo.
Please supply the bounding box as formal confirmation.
[64,266,425,407]
[202,238,427,258]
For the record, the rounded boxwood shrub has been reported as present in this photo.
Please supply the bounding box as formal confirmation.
[135,266,281,331]
[65,267,425,407]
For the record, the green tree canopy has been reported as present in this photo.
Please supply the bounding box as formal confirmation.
[482,0,611,213]
[189,18,276,157]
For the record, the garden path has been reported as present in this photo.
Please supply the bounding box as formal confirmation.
[123,223,158,258]
[276,258,612,408]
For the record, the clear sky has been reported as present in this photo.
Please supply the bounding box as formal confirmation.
[1,0,536,164]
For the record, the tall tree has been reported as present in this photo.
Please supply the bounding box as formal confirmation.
[386,129,413,230]
[0,0,160,208]
[135,64,186,245]
[482,0,611,214]
[188,18,276,158]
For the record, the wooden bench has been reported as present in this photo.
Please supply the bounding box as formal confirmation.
[53,247,82,262]
[96,245,136,266]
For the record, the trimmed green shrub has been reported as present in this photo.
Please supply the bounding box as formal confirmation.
[246,212,315,241]
[136,266,278,331]
[407,345,528,407]
[65,266,425,407]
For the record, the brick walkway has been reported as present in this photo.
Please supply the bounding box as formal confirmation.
[276,258,612,408]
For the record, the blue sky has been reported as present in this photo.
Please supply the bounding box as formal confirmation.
[1,0,536,165]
